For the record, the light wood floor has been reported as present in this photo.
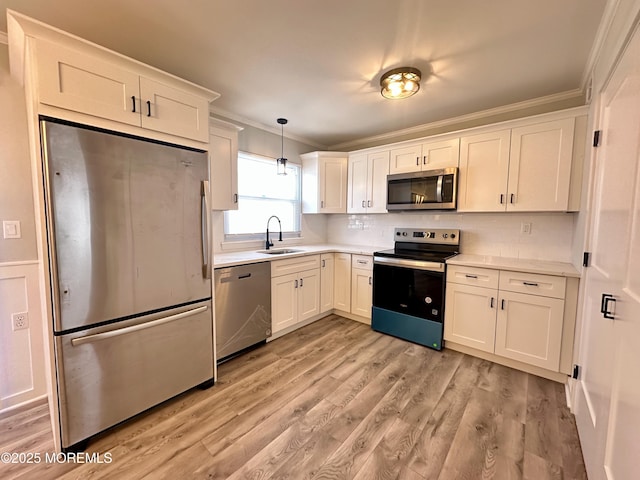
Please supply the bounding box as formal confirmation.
[0,315,587,480]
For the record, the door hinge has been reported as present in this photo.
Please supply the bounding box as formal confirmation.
[583,251,591,267]
[593,130,601,147]
[572,364,580,379]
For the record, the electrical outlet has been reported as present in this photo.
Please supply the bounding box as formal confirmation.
[521,222,532,235]
[12,312,29,331]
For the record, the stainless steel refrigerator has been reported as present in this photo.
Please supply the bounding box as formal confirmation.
[40,119,214,449]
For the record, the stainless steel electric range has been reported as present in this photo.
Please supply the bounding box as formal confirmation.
[372,228,460,350]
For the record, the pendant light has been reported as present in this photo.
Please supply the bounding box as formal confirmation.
[276,118,288,175]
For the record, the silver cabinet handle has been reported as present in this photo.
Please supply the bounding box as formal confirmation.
[321,200,324,208]
[465,274,478,279]
[416,156,419,166]
[71,306,208,346]
[295,279,298,288]
[233,193,238,203]
[300,278,304,287]
[201,180,211,279]
[423,155,427,165]
[368,276,372,285]
[362,200,366,208]
[357,260,367,265]
[523,281,538,286]
[322,259,325,268]
[367,200,372,208]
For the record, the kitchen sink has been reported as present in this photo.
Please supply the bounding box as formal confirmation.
[258,248,303,255]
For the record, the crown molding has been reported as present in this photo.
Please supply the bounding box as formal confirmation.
[0,31,8,45]
[580,0,620,90]
[209,107,327,150]
[329,89,585,151]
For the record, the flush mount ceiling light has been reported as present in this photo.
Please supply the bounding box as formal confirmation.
[380,67,422,99]
[276,118,288,175]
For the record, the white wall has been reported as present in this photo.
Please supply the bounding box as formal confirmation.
[328,211,576,262]
[0,43,47,413]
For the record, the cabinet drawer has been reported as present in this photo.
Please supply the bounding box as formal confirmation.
[447,265,499,289]
[352,255,373,271]
[271,255,320,277]
[499,271,566,299]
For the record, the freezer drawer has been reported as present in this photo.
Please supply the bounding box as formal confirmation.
[55,301,213,448]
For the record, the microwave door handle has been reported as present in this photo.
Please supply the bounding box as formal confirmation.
[436,175,443,203]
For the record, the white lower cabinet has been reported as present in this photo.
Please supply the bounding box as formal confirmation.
[320,254,334,314]
[271,256,320,335]
[495,291,564,371]
[445,264,566,372]
[334,253,352,312]
[351,255,373,320]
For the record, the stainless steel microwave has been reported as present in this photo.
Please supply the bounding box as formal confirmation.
[386,167,458,211]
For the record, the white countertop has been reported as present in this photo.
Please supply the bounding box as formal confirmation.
[213,244,384,268]
[447,254,581,278]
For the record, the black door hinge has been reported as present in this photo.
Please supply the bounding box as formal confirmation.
[572,364,580,379]
[593,130,601,147]
[583,251,591,267]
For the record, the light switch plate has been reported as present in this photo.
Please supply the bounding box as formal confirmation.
[3,220,22,239]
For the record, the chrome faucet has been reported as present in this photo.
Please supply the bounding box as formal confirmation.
[265,215,282,250]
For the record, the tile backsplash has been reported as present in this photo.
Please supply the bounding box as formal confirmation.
[327,212,576,262]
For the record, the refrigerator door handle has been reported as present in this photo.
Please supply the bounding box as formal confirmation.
[201,180,211,279]
[71,306,208,347]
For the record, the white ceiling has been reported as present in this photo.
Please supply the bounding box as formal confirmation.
[1,0,607,148]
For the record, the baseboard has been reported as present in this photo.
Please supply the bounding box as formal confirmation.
[0,394,48,420]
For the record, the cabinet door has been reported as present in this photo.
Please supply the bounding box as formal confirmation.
[319,158,347,213]
[36,39,140,127]
[320,254,335,314]
[421,138,460,169]
[458,130,511,212]
[298,269,320,322]
[334,253,352,312]
[347,153,368,213]
[351,268,372,320]
[389,144,422,174]
[139,77,210,142]
[209,127,238,211]
[444,283,497,353]
[367,151,390,213]
[495,291,564,371]
[271,273,298,334]
[507,118,575,211]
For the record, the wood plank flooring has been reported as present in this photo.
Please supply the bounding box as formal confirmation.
[0,315,587,480]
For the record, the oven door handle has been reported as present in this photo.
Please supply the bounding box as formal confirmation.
[374,256,445,273]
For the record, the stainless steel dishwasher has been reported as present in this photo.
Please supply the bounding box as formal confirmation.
[214,262,272,362]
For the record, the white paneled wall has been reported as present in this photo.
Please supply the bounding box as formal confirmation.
[0,262,47,412]
[327,212,576,263]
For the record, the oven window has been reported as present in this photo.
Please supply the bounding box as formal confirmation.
[373,264,444,322]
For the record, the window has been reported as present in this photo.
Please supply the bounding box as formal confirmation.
[224,152,301,241]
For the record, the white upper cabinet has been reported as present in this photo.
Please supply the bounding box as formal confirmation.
[458,118,576,212]
[458,129,511,212]
[301,152,348,214]
[10,12,218,144]
[347,151,389,213]
[209,120,242,211]
[389,138,459,174]
[506,118,575,211]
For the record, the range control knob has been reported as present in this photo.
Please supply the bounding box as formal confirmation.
[402,232,408,236]
[396,231,401,236]
[451,233,456,239]
[443,233,449,238]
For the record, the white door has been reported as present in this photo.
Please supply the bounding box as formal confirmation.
[347,153,368,213]
[298,269,320,322]
[421,138,460,169]
[367,151,390,213]
[574,23,640,480]
[495,291,563,371]
[444,283,497,353]
[139,77,210,142]
[458,130,511,212]
[319,158,347,213]
[507,118,575,211]
[389,144,421,174]
[271,273,298,334]
[320,254,334,314]
[334,253,351,312]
